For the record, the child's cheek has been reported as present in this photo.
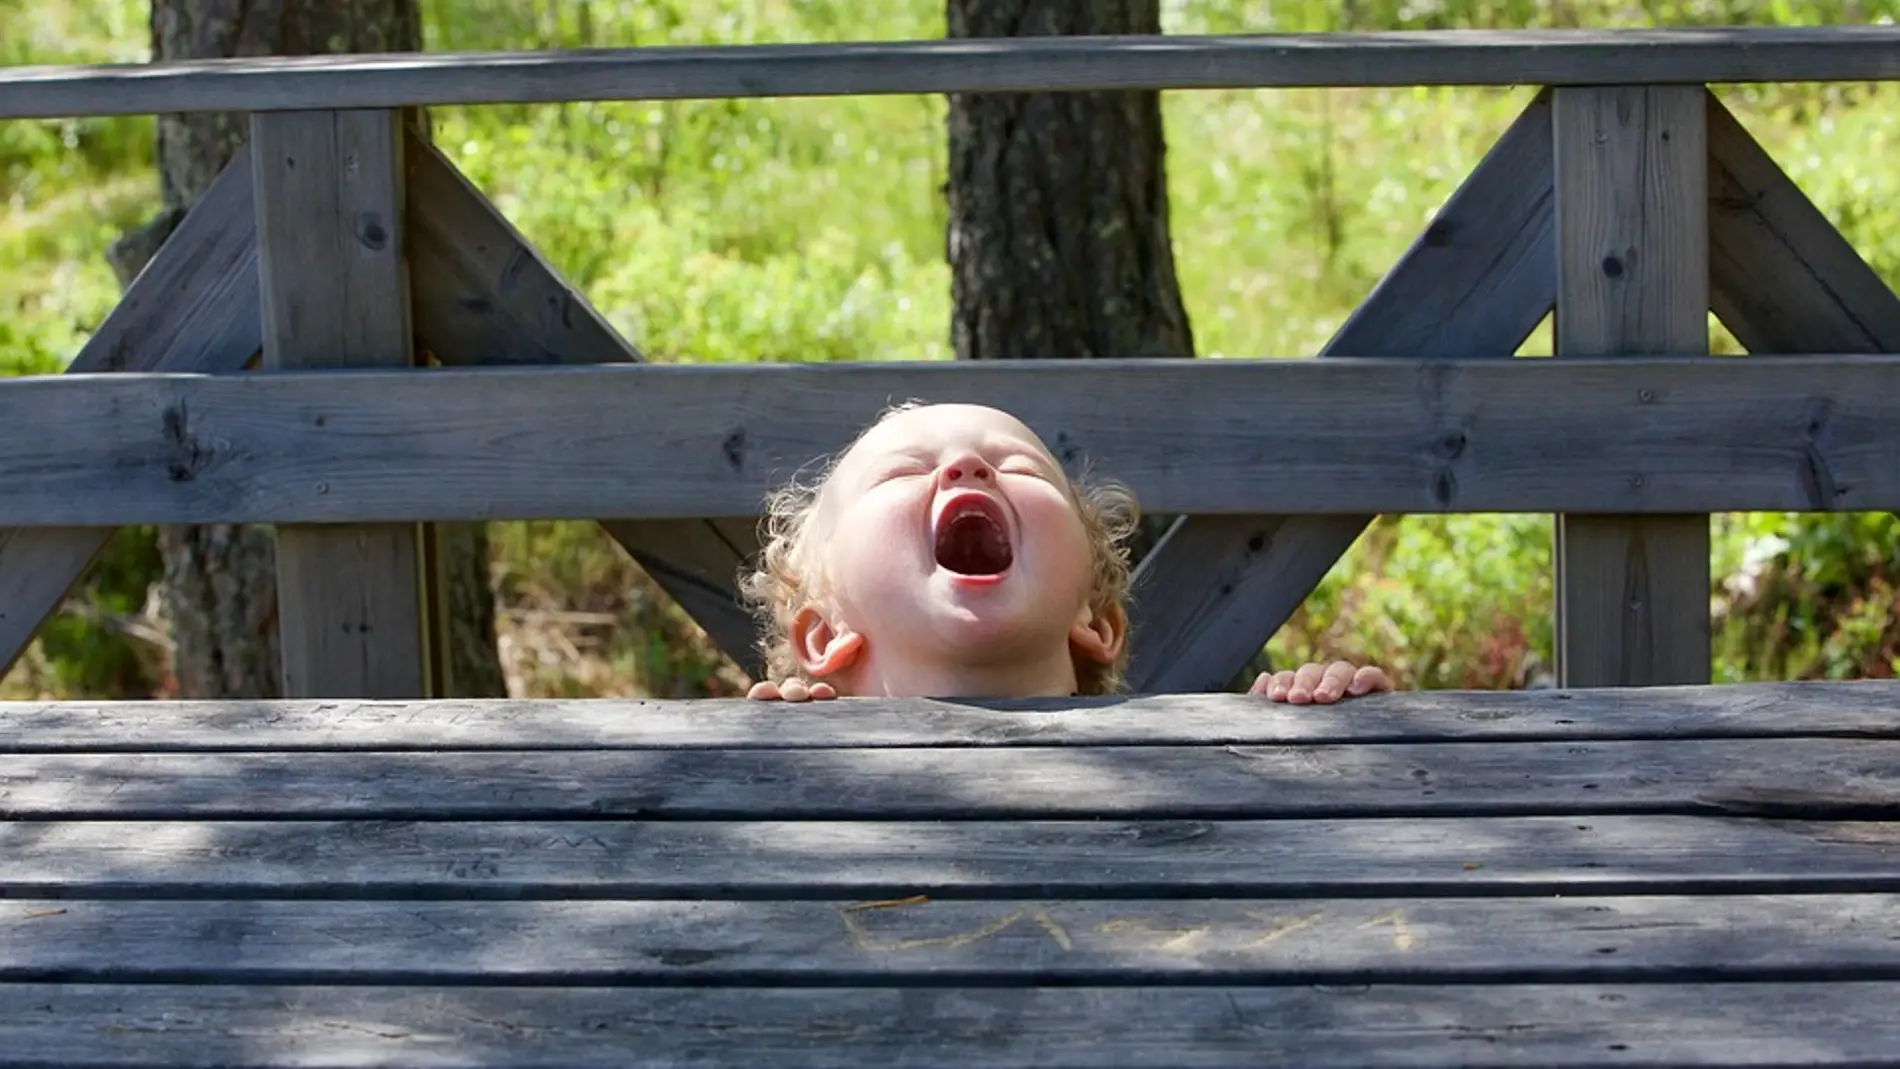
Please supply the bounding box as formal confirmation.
[1022,494,1094,562]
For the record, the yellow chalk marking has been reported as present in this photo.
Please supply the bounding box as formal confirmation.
[1243,911,1325,947]
[1160,926,1211,952]
[840,907,1025,953]
[1032,909,1074,951]
[1093,916,1214,953]
[1359,909,1417,951]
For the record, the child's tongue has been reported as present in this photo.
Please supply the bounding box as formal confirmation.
[936,511,1013,576]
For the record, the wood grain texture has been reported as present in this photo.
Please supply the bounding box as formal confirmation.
[4,893,1897,984]
[0,152,259,677]
[1706,93,1900,353]
[1553,85,1711,688]
[406,136,635,369]
[7,980,1900,1067]
[5,356,1899,525]
[404,136,763,675]
[5,815,1899,899]
[5,737,1900,820]
[252,110,429,699]
[1127,92,1555,691]
[6,27,1900,118]
[4,680,1898,752]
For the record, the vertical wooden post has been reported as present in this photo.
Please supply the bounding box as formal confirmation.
[252,109,435,698]
[1552,86,1711,688]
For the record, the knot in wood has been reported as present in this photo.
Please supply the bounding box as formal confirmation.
[161,403,214,483]
[356,212,390,252]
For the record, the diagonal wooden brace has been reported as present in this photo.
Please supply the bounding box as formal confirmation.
[404,138,766,679]
[0,151,262,678]
[1704,91,1900,533]
[1706,92,1900,353]
[1125,91,1558,692]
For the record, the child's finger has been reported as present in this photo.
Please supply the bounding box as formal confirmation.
[1268,670,1296,701]
[1349,666,1392,695]
[1289,661,1327,702]
[746,681,783,701]
[780,679,811,702]
[1311,660,1355,702]
[808,682,837,700]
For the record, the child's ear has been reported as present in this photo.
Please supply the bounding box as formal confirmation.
[790,604,866,678]
[1069,601,1127,665]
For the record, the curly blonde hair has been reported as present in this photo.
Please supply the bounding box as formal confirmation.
[737,403,1142,695]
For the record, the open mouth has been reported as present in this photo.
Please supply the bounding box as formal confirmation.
[933,492,1014,577]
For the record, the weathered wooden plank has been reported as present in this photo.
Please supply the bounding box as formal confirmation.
[5,893,1898,985]
[6,981,1900,1068]
[4,681,1895,752]
[0,152,260,678]
[1706,93,1900,353]
[404,136,763,676]
[7,27,1900,119]
[1553,85,1711,688]
[406,137,637,370]
[5,737,1897,820]
[1128,93,1555,691]
[6,355,1900,526]
[5,816,1899,899]
[252,110,430,699]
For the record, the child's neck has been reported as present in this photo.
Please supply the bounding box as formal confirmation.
[836,644,1081,699]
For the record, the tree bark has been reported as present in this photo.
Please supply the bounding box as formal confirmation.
[111,0,505,699]
[944,0,1270,688]
[945,0,1193,365]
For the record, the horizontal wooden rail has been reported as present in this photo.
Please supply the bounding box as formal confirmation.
[3,356,1896,525]
[3,681,1896,752]
[3,28,1899,120]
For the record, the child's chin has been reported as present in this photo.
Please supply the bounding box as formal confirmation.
[927,600,1048,650]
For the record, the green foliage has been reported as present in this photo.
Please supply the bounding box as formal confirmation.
[31,526,167,696]
[1713,512,1900,682]
[420,0,952,363]
[4,0,1898,697]
[1,0,155,377]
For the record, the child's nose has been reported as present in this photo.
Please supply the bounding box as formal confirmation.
[939,454,994,487]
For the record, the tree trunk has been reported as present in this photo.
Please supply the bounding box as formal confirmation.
[110,0,506,699]
[944,0,1270,688]
[945,1,1193,365]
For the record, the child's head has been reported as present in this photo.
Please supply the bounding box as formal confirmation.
[740,402,1140,698]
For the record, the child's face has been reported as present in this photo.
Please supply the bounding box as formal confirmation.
[794,403,1117,693]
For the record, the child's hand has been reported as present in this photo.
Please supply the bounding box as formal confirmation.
[746,678,838,702]
[1249,660,1391,704]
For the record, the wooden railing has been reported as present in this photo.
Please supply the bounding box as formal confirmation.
[5,27,1900,117]
[3,28,1897,698]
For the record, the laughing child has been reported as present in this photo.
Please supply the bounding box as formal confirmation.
[739,402,1390,704]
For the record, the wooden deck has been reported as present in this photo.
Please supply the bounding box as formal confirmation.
[5,681,1900,1066]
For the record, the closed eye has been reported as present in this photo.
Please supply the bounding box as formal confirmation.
[997,455,1052,479]
[870,464,930,485]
